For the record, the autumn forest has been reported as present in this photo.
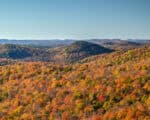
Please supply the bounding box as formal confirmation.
[0,40,150,120]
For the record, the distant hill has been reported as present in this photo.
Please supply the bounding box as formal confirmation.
[0,41,114,63]
[1,39,149,52]
[88,39,142,50]
[0,44,50,60]
[0,39,148,63]
[48,41,114,63]
[0,39,147,50]
[127,39,150,44]
[0,39,75,48]
[0,44,32,59]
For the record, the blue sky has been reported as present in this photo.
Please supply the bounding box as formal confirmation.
[0,0,150,39]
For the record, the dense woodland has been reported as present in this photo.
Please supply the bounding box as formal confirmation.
[0,41,113,64]
[0,40,150,120]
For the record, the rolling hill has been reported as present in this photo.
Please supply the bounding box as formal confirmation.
[0,39,145,50]
[48,41,113,63]
[0,44,50,60]
[88,39,142,50]
[0,46,150,119]
[0,41,114,63]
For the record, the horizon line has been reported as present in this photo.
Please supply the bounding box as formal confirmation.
[0,38,150,41]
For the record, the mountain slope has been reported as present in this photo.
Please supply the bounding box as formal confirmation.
[0,44,33,59]
[88,39,142,50]
[48,41,114,63]
[0,42,113,63]
[0,44,50,60]
[0,46,150,119]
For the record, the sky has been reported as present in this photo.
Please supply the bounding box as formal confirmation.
[0,0,150,40]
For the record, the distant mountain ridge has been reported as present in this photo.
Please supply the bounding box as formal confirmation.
[127,39,150,44]
[0,44,50,60]
[0,39,147,50]
[0,39,75,48]
[88,39,142,50]
[48,41,113,63]
[1,39,149,45]
[0,41,113,63]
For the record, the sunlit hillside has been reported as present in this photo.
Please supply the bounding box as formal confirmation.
[0,0,150,119]
[0,46,150,120]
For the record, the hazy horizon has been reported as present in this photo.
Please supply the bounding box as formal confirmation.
[0,38,150,41]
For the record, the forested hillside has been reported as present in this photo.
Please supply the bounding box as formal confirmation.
[88,39,141,50]
[48,41,113,63]
[0,44,50,60]
[0,41,113,64]
[0,46,150,120]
